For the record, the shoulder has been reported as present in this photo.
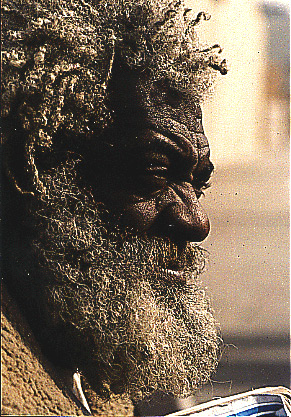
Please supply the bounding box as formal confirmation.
[1,283,83,416]
[1,283,134,416]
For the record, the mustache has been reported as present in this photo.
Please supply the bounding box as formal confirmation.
[35,156,209,277]
[109,230,208,272]
[35,167,208,287]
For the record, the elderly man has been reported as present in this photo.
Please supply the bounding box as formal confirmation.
[2,0,227,414]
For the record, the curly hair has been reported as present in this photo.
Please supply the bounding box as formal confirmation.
[1,0,227,195]
[2,3,225,400]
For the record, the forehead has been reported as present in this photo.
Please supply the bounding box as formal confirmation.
[136,73,203,116]
[109,66,210,156]
[137,76,209,150]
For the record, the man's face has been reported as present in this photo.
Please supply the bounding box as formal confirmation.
[15,62,219,402]
[89,63,214,250]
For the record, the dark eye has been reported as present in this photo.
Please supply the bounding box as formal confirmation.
[194,181,211,198]
[142,164,168,191]
[134,160,168,194]
[166,86,183,107]
[192,162,214,197]
[146,164,168,176]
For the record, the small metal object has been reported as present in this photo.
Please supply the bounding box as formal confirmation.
[72,371,91,415]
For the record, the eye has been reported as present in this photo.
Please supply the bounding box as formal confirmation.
[194,181,211,198]
[143,163,168,190]
[137,158,169,194]
[192,161,214,197]
[166,86,184,107]
[143,153,170,175]
[146,164,168,176]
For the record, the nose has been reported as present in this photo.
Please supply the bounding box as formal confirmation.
[116,182,210,244]
[152,182,210,243]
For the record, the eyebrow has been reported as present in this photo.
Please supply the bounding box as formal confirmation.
[150,120,210,166]
[195,133,210,149]
[146,129,197,165]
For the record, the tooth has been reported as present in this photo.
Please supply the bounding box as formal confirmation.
[164,269,184,278]
[72,371,91,414]
[167,269,179,276]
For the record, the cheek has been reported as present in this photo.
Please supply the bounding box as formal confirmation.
[110,183,210,244]
[139,175,168,193]
[117,198,158,232]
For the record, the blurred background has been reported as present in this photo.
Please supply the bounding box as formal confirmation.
[137,1,289,414]
[193,0,290,404]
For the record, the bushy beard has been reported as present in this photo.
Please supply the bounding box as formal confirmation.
[26,159,220,402]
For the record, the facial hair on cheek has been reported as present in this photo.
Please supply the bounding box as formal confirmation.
[32,162,220,402]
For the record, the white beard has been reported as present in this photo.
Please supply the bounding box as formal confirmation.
[26,160,220,402]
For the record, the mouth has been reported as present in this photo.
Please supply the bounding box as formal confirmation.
[162,268,186,284]
[158,241,204,284]
[161,240,187,267]
[160,244,187,283]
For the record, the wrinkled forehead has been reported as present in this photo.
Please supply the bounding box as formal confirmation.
[109,66,210,155]
[135,72,204,122]
[137,75,210,156]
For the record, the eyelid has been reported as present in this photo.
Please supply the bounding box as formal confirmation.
[145,166,168,180]
[194,181,211,198]
[147,165,168,172]
[201,181,211,191]
[145,152,170,165]
[144,154,170,174]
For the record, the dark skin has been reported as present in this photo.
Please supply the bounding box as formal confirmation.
[88,61,214,248]
[2,59,216,396]
[2,60,213,285]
